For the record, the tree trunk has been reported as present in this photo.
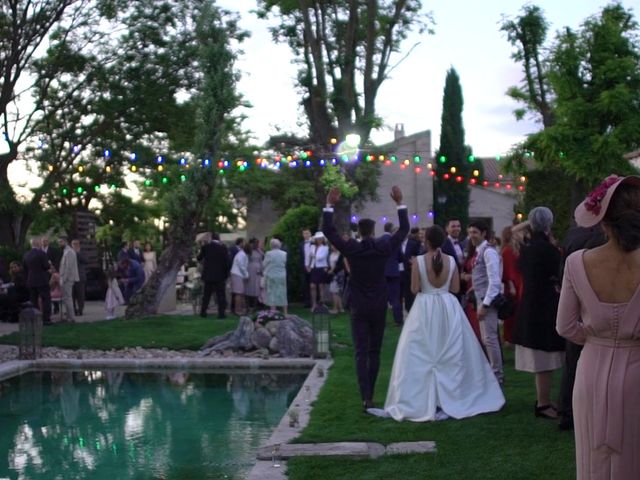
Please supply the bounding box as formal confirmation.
[124,242,191,318]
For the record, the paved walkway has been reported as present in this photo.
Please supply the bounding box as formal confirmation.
[0,300,196,338]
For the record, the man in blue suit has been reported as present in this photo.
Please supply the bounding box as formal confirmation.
[323,185,409,411]
[383,222,403,326]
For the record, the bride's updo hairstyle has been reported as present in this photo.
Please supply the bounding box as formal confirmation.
[426,225,446,276]
[603,183,640,252]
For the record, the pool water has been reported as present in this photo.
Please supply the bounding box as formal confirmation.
[0,370,306,479]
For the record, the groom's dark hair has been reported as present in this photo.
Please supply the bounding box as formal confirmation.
[358,218,376,238]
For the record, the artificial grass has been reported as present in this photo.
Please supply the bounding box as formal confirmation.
[0,315,237,350]
[287,312,576,480]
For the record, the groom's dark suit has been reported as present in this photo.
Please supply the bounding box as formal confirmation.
[323,206,409,404]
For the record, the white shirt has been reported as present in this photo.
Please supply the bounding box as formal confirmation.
[231,250,249,279]
[306,244,329,269]
[479,240,502,306]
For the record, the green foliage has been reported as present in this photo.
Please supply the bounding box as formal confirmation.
[433,68,476,226]
[519,169,573,242]
[270,205,321,301]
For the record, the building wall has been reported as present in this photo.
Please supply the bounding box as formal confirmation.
[355,130,434,234]
[468,186,518,235]
[245,129,520,241]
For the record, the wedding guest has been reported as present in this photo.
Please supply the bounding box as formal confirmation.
[230,242,250,315]
[327,243,345,314]
[0,262,29,322]
[118,257,144,303]
[299,229,313,308]
[105,268,124,320]
[228,238,245,314]
[58,236,79,323]
[128,240,144,264]
[323,185,409,411]
[42,236,62,271]
[468,220,504,384]
[442,219,466,268]
[383,222,403,326]
[501,226,523,346]
[117,241,130,263]
[142,242,157,284]
[24,238,52,325]
[400,227,422,313]
[197,232,230,319]
[513,207,564,419]
[245,238,263,312]
[263,238,288,315]
[71,239,88,316]
[460,239,482,344]
[557,175,640,479]
[556,225,606,431]
[306,231,330,311]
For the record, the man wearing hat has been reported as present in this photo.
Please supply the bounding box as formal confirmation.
[58,235,79,323]
[322,185,409,411]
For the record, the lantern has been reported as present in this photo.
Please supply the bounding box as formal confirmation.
[19,307,42,360]
[311,304,331,358]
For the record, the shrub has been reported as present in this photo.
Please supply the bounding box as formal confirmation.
[270,205,321,302]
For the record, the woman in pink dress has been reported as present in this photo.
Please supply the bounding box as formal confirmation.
[557,175,640,480]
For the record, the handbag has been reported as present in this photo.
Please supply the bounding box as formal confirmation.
[491,293,515,320]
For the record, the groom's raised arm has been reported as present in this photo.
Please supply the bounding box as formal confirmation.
[322,207,352,254]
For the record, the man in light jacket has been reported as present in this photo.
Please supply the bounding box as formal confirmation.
[58,236,79,323]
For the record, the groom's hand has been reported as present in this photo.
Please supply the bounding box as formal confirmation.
[326,187,341,206]
[390,185,403,205]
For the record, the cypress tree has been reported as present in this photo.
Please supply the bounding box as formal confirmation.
[433,68,475,227]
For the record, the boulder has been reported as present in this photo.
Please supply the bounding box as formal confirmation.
[251,326,272,349]
[264,320,281,336]
[268,336,280,353]
[275,315,314,358]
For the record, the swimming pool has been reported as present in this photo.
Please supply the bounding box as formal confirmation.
[0,369,307,479]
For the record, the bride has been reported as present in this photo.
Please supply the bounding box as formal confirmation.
[376,225,504,421]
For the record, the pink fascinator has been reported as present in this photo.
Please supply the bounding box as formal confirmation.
[574,175,640,227]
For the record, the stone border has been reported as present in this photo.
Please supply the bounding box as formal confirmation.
[0,357,316,382]
[248,359,333,480]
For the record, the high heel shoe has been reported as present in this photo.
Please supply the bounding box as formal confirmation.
[534,402,558,419]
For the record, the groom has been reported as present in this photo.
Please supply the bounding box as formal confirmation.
[322,185,409,411]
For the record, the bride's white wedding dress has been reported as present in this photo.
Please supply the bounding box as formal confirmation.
[382,254,505,421]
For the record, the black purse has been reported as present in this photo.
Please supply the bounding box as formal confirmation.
[491,293,515,320]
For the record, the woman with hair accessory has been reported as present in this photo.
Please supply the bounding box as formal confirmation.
[513,206,565,420]
[557,175,640,480]
[373,225,504,421]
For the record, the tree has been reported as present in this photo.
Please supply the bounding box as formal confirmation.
[501,5,555,129]
[256,0,432,231]
[0,0,101,247]
[125,2,245,317]
[502,4,640,230]
[433,68,477,226]
[0,0,204,249]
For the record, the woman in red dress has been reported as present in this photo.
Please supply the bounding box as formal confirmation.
[501,226,524,346]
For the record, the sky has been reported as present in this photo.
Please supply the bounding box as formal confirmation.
[217,0,637,157]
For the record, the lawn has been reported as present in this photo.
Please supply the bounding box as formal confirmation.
[0,307,576,479]
[288,312,576,480]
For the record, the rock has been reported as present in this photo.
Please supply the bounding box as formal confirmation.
[268,336,279,353]
[251,327,272,349]
[275,315,314,358]
[202,331,234,349]
[264,320,281,336]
